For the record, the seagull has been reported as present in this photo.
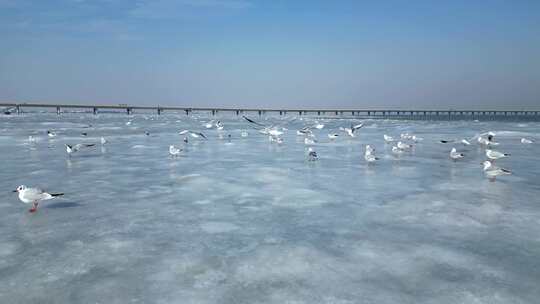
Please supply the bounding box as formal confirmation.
[126,121,132,126]
[307,147,318,161]
[179,130,207,139]
[392,146,403,155]
[28,136,36,143]
[13,185,64,213]
[383,134,394,143]
[204,120,214,129]
[65,143,96,155]
[486,149,510,160]
[400,133,413,140]
[169,145,182,157]
[215,121,224,130]
[81,132,88,136]
[304,137,317,145]
[365,145,375,154]
[341,123,363,137]
[297,128,313,137]
[183,137,189,144]
[440,138,472,146]
[268,129,283,137]
[521,138,534,144]
[365,152,379,163]
[328,133,339,140]
[314,123,324,130]
[450,148,464,161]
[47,130,57,138]
[241,131,248,137]
[144,131,150,136]
[397,141,412,150]
[269,135,283,144]
[478,134,499,147]
[482,160,511,181]
[100,137,107,145]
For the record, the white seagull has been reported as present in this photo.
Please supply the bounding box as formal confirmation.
[521,138,533,144]
[482,160,511,181]
[486,149,510,160]
[397,141,412,150]
[100,137,107,145]
[365,145,375,154]
[66,143,96,155]
[169,145,182,157]
[328,133,339,140]
[241,131,249,137]
[304,137,317,145]
[205,120,215,129]
[13,185,64,213]
[341,123,363,137]
[392,146,403,155]
[450,148,464,161]
[47,130,57,138]
[383,134,394,143]
[365,152,379,163]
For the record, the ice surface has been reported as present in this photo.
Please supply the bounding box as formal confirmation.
[1,113,540,303]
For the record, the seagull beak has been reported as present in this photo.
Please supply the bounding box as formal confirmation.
[12,190,17,192]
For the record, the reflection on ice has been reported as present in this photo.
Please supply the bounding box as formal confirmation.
[0,113,540,303]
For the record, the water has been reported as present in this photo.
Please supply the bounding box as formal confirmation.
[1,113,540,303]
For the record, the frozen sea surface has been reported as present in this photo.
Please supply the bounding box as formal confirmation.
[1,113,540,304]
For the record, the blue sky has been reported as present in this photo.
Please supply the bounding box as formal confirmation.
[1,0,539,109]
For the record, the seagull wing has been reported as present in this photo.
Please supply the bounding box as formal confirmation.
[243,116,267,127]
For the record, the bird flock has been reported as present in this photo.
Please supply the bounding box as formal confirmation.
[11,115,536,212]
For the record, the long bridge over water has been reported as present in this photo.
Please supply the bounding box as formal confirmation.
[1,102,539,120]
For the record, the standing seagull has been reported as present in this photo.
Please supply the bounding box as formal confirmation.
[482,160,511,181]
[364,146,379,163]
[169,145,182,157]
[450,148,464,161]
[13,185,64,213]
[66,143,96,155]
[397,141,412,150]
[486,149,510,160]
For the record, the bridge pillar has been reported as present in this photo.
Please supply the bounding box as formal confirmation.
[236,110,240,115]
[212,110,215,116]
[127,108,132,115]
[299,111,302,116]
[56,106,61,115]
[258,110,262,116]
[93,107,98,115]
[157,107,162,115]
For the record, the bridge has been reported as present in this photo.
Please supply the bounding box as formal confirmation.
[1,102,539,120]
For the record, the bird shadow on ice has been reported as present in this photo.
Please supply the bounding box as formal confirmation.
[45,202,82,209]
